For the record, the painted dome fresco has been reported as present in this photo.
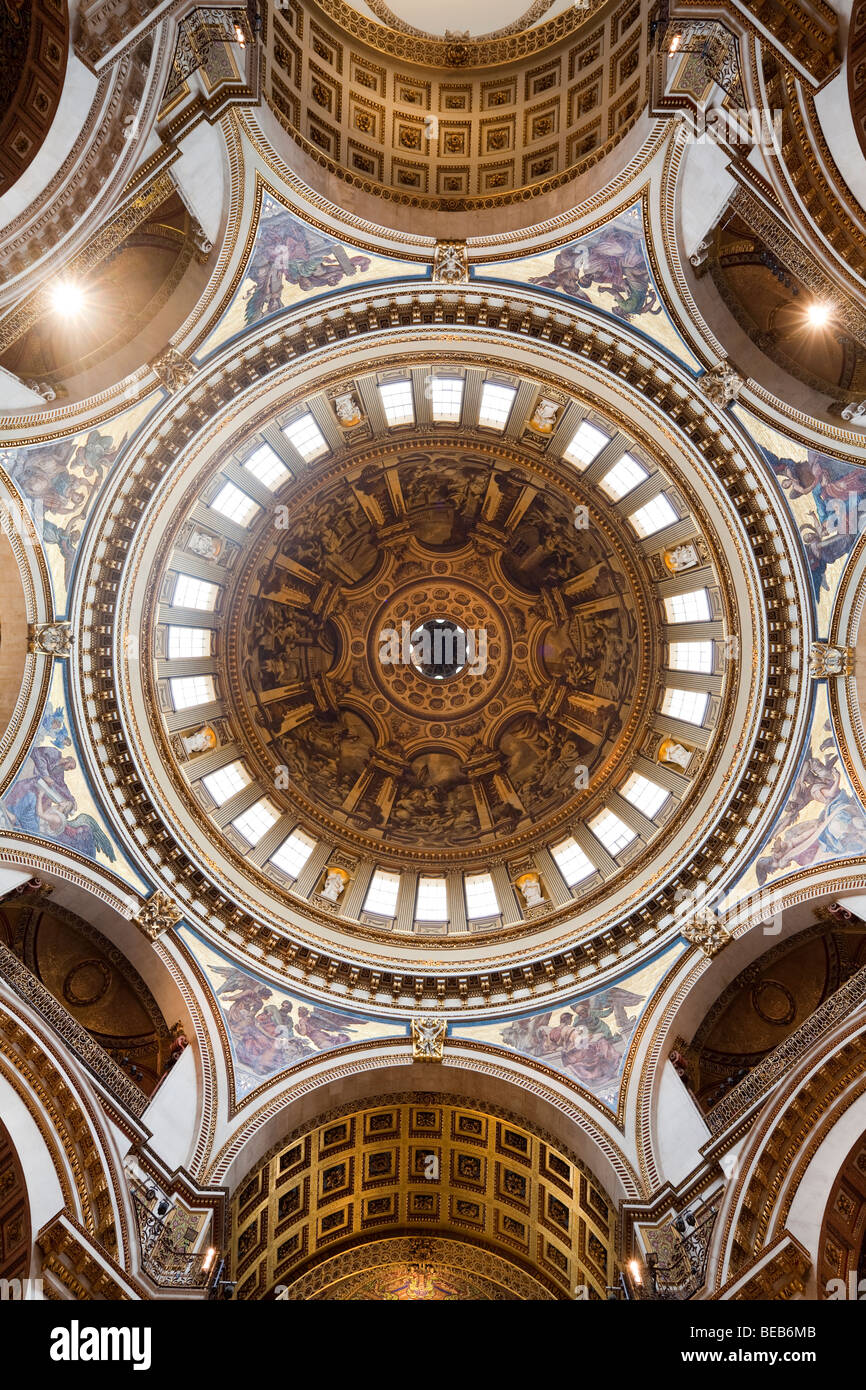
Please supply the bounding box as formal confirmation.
[1,0,866,1325]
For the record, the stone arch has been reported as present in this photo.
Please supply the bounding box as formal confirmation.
[206,1041,641,1206]
[632,882,866,1194]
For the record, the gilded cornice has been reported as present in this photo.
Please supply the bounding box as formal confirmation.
[312,0,605,64]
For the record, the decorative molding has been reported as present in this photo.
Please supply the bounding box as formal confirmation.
[809,642,853,678]
[710,1230,811,1301]
[134,892,184,942]
[705,962,866,1136]
[411,1015,446,1061]
[728,183,866,348]
[0,941,150,1119]
[28,622,73,658]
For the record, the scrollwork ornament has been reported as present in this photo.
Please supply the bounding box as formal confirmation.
[701,360,744,406]
[809,642,853,678]
[150,347,197,393]
[134,890,183,941]
[29,622,73,657]
[432,241,468,284]
[682,913,730,958]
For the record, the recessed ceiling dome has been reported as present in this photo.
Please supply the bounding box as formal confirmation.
[139,366,744,947]
[261,0,653,219]
[73,306,803,982]
[361,0,566,40]
[226,435,656,869]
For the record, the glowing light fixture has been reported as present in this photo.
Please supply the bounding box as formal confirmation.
[233,22,246,46]
[806,301,832,328]
[668,32,682,53]
[50,281,85,316]
[628,1260,642,1286]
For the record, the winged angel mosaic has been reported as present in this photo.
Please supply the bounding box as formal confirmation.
[186,932,403,1097]
[242,200,373,323]
[0,692,116,863]
[452,946,682,1111]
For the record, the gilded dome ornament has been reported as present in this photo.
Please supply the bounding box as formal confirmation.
[29,622,73,658]
[411,1015,446,1060]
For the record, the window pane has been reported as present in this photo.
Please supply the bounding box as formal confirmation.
[629,493,678,537]
[550,836,595,887]
[202,759,251,806]
[378,380,415,426]
[416,875,448,921]
[282,412,329,461]
[430,376,464,422]
[590,810,637,856]
[478,382,516,430]
[364,868,400,916]
[661,687,709,724]
[232,797,280,846]
[172,574,220,611]
[465,871,499,919]
[664,589,710,623]
[167,626,213,660]
[669,641,713,673]
[270,828,316,878]
[211,480,261,529]
[170,674,216,709]
[563,420,609,469]
[243,442,291,491]
[600,452,648,500]
[621,773,669,820]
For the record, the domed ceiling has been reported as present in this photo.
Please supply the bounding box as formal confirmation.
[132,351,745,946]
[69,300,804,991]
[359,0,571,40]
[261,0,652,212]
[229,439,653,859]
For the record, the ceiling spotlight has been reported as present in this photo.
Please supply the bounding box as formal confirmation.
[50,280,85,317]
[806,301,832,328]
[627,1259,643,1285]
[668,32,683,54]
[233,22,246,46]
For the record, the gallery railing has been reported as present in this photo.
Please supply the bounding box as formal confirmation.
[0,939,150,1119]
[132,1190,214,1290]
[705,962,866,1136]
[635,1195,721,1301]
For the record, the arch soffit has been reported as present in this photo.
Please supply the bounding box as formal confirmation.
[628,877,866,1193]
